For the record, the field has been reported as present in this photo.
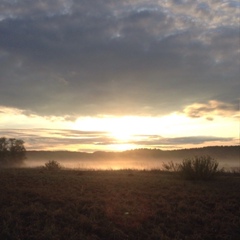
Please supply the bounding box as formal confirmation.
[0,168,239,240]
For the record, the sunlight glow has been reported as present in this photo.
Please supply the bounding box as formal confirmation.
[110,143,137,151]
[110,130,133,142]
[0,105,238,151]
[73,113,220,137]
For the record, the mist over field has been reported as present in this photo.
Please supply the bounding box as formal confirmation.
[25,146,240,170]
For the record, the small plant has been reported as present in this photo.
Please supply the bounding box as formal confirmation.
[162,161,180,172]
[44,160,61,171]
[179,155,219,180]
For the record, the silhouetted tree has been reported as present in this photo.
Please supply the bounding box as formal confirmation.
[0,137,26,167]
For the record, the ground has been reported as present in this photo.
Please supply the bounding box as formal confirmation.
[0,168,239,240]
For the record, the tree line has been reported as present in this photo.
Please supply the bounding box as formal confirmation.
[0,137,26,167]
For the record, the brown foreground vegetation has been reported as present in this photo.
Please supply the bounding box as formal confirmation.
[0,168,239,240]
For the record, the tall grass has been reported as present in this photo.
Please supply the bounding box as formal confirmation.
[162,161,180,172]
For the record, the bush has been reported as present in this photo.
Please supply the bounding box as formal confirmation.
[179,155,219,180]
[44,160,61,171]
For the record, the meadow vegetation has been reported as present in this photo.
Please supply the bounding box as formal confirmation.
[179,156,219,180]
[44,160,62,171]
[163,155,221,180]
[0,167,239,240]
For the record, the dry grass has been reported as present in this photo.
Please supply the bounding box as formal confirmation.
[0,168,239,240]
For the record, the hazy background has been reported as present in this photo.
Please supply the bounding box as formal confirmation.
[25,147,240,170]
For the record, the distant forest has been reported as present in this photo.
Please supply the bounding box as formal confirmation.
[27,146,239,163]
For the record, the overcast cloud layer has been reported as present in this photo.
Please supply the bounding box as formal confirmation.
[0,0,239,117]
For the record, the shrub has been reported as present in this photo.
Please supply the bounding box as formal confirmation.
[44,160,61,171]
[179,155,219,180]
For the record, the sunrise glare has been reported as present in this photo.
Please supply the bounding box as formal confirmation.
[0,107,238,151]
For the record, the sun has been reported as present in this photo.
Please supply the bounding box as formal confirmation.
[110,129,133,142]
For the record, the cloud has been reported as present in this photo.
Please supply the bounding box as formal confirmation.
[0,0,73,21]
[134,135,234,146]
[0,128,235,151]
[0,129,113,150]
[0,0,239,117]
[182,100,239,120]
[0,105,23,115]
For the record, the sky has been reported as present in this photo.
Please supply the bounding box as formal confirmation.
[0,0,239,152]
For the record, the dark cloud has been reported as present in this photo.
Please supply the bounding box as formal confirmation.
[134,135,234,146]
[0,0,239,117]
